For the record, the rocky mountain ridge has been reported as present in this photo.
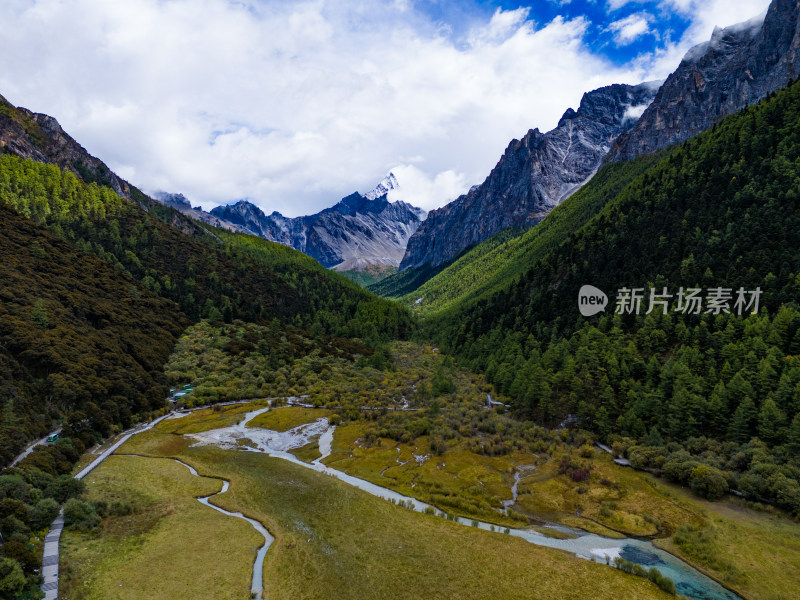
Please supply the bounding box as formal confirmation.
[0,94,133,199]
[0,95,216,240]
[206,183,426,271]
[399,81,659,271]
[611,0,799,161]
[400,0,800,273]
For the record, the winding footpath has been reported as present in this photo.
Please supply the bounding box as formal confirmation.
[42,404,741,600]
[40,415,171,600]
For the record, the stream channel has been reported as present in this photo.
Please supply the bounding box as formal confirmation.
[179,406,741,600]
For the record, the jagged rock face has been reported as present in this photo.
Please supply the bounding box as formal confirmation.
[207,200,312,249]
[0,95,132,199]
[312,194,426,271]
[612,0,799,160]
[153,177,425,271]
[151,192,253,235]
[209,191,426,270]
[399,82,659,271]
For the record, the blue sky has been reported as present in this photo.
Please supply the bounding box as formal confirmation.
[526,1,690,63]
[0,0,771,215]
[414,0,693,63]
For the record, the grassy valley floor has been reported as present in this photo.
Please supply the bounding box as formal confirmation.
[652,481,800,600]
[65,324,800,600]
[324,428,800,600]
[60,405,800,600]
[60,454,258,600]
[61,423,674,600]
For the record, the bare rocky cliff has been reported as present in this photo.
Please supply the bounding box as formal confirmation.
[611,0,799,160]
[399,82,659,271]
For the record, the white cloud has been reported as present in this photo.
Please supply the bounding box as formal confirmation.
[0,0,653,216]
[628,0,771,82]
[605,0,771,59]
[607,13,653,45]
[468,7,530,45]
[386,164,469,212]
[607,0,643,10]
[657,0,770,38]
[0,0,774,216]
[622,102,651,122]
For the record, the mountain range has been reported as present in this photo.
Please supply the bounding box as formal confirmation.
[3,0,800,593]
[153,173,425,275]
[0,94,424,279]
[394,0,800,279]
[399,81,660,272]
[4,1,798,288]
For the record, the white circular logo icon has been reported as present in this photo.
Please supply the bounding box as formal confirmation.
[578,285,607,316]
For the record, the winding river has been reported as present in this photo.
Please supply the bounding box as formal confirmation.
[183,407,741,600]
[173,459,273,600]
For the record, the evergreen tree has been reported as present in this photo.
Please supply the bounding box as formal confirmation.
[789,329,800,355]
[706,384,728,433]
[645,426,664,447]
[728,397,757,443]
[594,406,612,440]
[667,388,703,440]
[31,298,49,329]
[758,397,786,445]
[787,412,800,456]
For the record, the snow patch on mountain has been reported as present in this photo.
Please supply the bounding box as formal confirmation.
[365,172,399,200]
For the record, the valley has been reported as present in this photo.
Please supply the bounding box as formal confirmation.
[59,393,799,600]
[64,449,664,600]
[2,1,800,599]
[44,330,799,600]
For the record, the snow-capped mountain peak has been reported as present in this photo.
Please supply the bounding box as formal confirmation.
[364,172,399,200]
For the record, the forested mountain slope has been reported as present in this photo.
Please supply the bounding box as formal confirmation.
[0,99,414,596]
[427,79,800,513]
[0,202,186,465]
[0,152,410,467]
[0,155,409,331]
[0,85,411,472]
[380,152,667,314]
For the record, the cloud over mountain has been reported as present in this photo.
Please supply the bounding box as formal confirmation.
[0,0,770,215]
